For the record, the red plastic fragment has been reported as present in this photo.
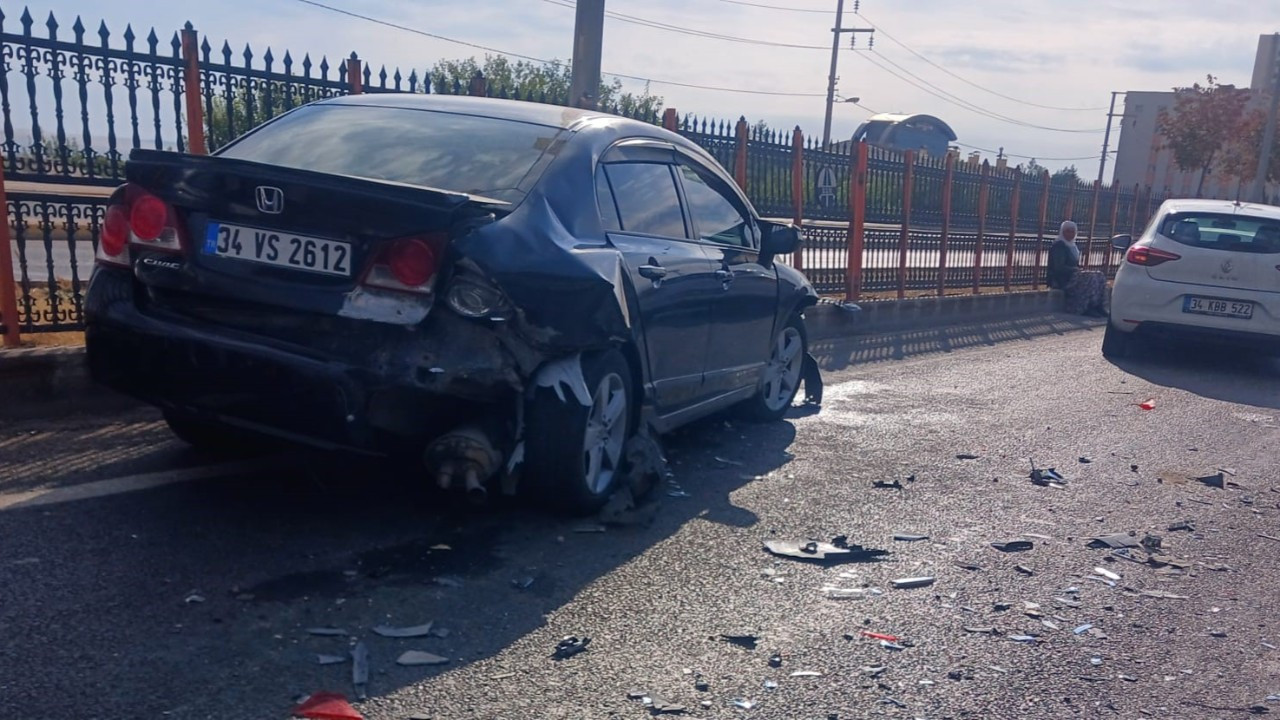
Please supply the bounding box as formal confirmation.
[859,630,900,643]
[1138,399,1156,410]
[292,692,364,720]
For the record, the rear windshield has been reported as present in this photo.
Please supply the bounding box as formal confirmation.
[1157,211,1280,254]
[216,104,564,204]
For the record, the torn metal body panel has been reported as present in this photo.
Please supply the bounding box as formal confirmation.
[84,95,819,499]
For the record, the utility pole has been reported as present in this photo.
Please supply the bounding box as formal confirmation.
[1096,91,1123,185]
[821,0,873,149]
[1248,36,1280,204]
[569,0,605,110]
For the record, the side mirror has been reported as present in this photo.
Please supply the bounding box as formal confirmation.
[1111,233,1133,250]
[762,223,803,255]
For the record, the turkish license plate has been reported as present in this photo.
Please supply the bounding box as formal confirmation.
[1182,295,1253,319]
[202,222,351,277]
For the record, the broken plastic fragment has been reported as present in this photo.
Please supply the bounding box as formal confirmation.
[512,576,535,590]
[990,540,1034,553]
[396,651,449,666]
[768,652,783,668]
[955,561,984,571]
[763,679,778,690]
[880,696,908,709]
[763,539,888,564]
[1138,398,1156,410]
[731,699,756,710]
[891,576,936,589]
[1093,567,1121,581]
[821,586,881,600]
[293,692,364,720]
[1008,635,1039,643]
[860,630,900,643]
[893,534,929,542]
[1015,565,1035,576]
[183,590,205,604]
[372,622,434,638]
[719,633,759,650]
[1042,619,1060,631]
[956,453,980,460]
[317,654,347,665]
[791,670,822,677]
[863,665,887,677]
[351,641,369,701]
[572,524,607,533]
[1197,472,1226,489]
[307,627,348,637]
[1073,624,1094,635]
[552,635,591,660]
[1088,533,1140,550]
[880,640,906,651]
[872,479,903,490]
[963,627,996,634]
[534,355,592,406]
[1090,656,1103,666]
[1139,589,1188,599]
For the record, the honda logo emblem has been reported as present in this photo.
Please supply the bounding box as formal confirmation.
[255,186,284,214]
[1221,259,1234,274]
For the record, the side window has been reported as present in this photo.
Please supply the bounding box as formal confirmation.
[595,166,622,232]
[603,163,688,239]
[677,164,754,248]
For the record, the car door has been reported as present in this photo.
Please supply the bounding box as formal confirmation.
[596,147,719,412]
[673,156,779,397]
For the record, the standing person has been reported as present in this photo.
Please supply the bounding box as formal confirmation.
[1046,220,1108,317]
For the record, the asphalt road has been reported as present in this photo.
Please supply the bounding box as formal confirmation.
[2,314,1279,719]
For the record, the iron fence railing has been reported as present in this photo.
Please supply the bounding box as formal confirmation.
[0,4,1182,341]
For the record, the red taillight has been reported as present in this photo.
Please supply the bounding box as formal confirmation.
[363,234,446,294]
[100,204,129,257]
[388,238,437,287]
[1126,245,1181,267]
[129,193,168,241]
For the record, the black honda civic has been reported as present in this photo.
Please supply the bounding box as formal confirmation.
[85,93,818,513]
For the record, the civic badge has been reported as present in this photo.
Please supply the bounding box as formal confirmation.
[255,186,284,214]
[1220,259,1234,274]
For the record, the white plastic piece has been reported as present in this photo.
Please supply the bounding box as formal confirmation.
[534,354,592,406]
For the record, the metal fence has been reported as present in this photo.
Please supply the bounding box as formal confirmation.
[0,4,1178,343]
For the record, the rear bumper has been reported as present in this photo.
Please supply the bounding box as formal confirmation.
[1109,266,1280,341]
[84,269,526,453]
[1125,320,1280,352]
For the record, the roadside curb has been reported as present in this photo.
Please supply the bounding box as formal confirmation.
[805,289,1066,341]
[1,290,1068,421]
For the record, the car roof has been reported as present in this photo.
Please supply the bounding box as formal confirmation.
[318,93,613,130]
[1160,198,1280,221]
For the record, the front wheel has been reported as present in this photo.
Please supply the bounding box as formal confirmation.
[1101,322,1134,359]
[742,315,807,422]
[523,350,634,515]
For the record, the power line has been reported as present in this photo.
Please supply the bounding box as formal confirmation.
[855,12,1106,112]
[856,50,1104,134]
[717,0,833,12]
[291,0,826,97]
[955,142,1096,162]
[541,0,827,50]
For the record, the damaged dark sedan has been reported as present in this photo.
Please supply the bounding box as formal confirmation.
[85,94,818,512]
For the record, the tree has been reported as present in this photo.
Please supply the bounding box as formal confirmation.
[427,55,662,120]
[1156,75,1252,196]
[1021,158,1047,176]
[1217,107,1280,193]
[1051,164,1080,187]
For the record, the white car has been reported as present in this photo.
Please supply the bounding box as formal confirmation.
[1104,198,1280,358]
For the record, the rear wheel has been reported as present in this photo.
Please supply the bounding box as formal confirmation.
[1101,322,1134,359]
[742,315,807,422]
[523,350,633,515]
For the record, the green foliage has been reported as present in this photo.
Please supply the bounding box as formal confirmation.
[1156,75,1252,195]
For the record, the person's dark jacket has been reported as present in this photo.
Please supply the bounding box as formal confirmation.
[1046,241,1079,289]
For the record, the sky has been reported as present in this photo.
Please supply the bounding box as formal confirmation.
[10,0,1280,172]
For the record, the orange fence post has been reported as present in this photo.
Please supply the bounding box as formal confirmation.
[897,150,915,300]
[347,53,363,94]
[937,153,954,296]
[180,23,206,155]
[1004,170,1021,292]
[662,108,677,132]
[1032,169,1049,290]
[790,126,804,270]
[846,141,868,302]
[733,117,748,191]
[973,161,990,295]
[1085,179,1100,269]
[0,159,20,348]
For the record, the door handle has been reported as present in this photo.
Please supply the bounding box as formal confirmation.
[639,264,668,280]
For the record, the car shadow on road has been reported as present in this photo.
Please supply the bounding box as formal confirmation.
[1107,337,1280,410]
[0,413,797,719]
[810,313,1102,371]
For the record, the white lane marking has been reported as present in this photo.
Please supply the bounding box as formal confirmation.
[0,456,284,511]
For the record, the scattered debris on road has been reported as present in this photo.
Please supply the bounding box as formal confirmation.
[551,635,591,660]
[719,633,759,651]
[990,540,1034,553]
[821,586,881,600]
[396,651,449,666]
[763,538,889,564]
[1093,567,1121,581]
[1138,399,1156,410]
[293,692,363,720]
[316,654,347,666]
[892,534,928,542]
[306,627,348,637]
[872,479,903,490]
[351,641,369,701]
[956,453,980,460]
[891,576,936,589]
[1088,533,1139,549]
[372,622,434,638]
